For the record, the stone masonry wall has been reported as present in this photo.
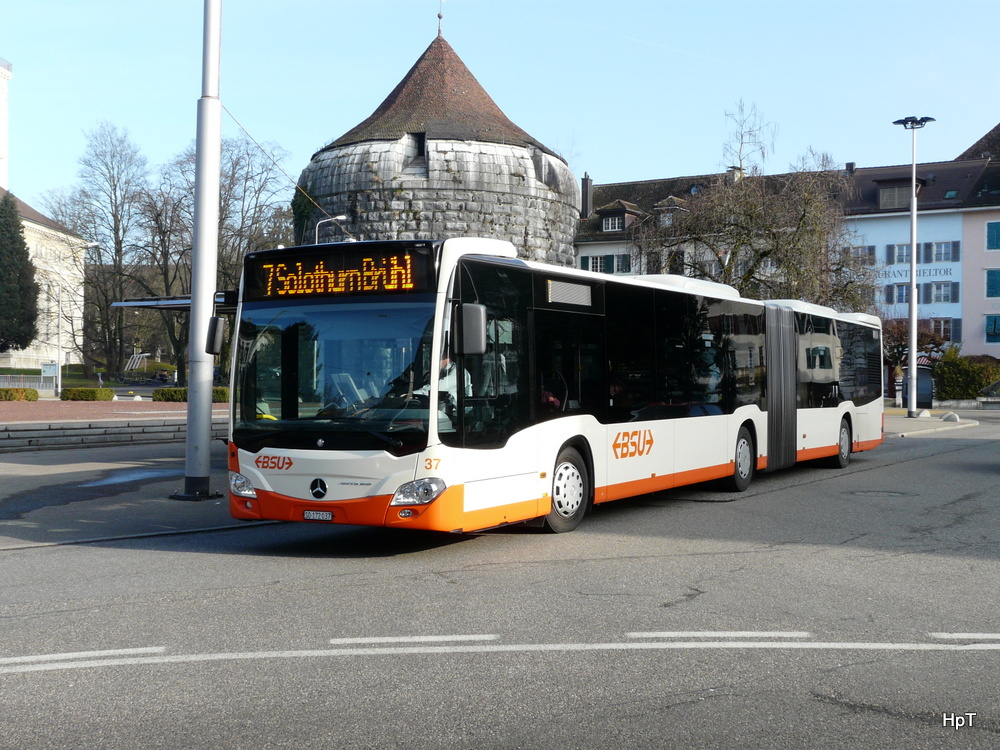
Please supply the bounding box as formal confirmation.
[298,138,580,266]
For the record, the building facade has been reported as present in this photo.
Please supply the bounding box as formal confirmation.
[574,123,1000,359]
[0,188,86,371]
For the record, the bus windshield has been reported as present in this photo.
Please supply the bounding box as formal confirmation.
[232,296,436,455]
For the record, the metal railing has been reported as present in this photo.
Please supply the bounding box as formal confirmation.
[0,375,51,389]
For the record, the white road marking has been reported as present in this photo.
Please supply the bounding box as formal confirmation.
[627,631,812,639]
[329,634,500,645]
[929,632,1000,640]
[0,647,166,665]
[3,639,1000,675]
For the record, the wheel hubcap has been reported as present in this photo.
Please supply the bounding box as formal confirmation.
[552,462,584,518]
[736,438,752,478]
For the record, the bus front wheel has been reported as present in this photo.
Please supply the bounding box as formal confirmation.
[545,447,589,533]
[726,425,755,492]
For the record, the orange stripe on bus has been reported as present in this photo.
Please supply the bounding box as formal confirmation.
[598,461,736,503]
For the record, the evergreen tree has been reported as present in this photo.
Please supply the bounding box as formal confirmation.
[0,192,40,353]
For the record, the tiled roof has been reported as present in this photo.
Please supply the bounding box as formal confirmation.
[956,121,1000,160]
[843,159,991,215]
[318,35,559,159]
[576,175,717,242]
[0,187,78,237]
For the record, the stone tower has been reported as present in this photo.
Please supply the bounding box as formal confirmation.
[296,34,579,265]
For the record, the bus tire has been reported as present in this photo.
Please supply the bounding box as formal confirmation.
[545,447,589,533]
[828,418,851,469]
[726,425,755,492]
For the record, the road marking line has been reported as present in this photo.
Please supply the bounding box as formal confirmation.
[329,635,500,645]
[627,631,812,639]
[4,641,1000,675]
[929,633,1000,640]
[0,647,166,665]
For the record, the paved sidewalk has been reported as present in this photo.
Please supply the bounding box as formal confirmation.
[883,408,979,437]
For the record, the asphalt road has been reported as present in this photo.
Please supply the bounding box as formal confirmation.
[1,413,999,749]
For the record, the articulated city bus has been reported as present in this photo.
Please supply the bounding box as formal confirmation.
[227,237,883,533]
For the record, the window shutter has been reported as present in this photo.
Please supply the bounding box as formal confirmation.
[867,245,876,265]
[922,242,933,264]
[989,270,1000,298]
[885,286,894,305]
[886,245,895,265]
[989,223,1000,250]
[604,254,615,274]
[951,281,960,303]
[952,241,961,261]
[952,318,962,343]
[922,283,932,304]
[580,256,590,271]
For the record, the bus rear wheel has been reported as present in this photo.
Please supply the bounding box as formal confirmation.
[828,418,852,469]
[545,447,589,533]
[726,425,755,492]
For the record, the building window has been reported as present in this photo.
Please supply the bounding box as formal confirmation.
[850,245,876,265]
[932,242,953,262]
[944,190,959,199]
[931,319,954,341]
[987,316,1000,344]
[659,212,674,228]
[879,186,910,210]
[887,244,911,265]
[988,221,1000,251]
[987,270,1000,298]
[931,282,953,303]
[886,284,910,304]
[602,216,624,232]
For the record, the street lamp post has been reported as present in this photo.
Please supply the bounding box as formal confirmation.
[893,116,935,418]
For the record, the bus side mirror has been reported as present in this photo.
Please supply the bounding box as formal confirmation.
[206,316,227,356]
[458,303,487,356]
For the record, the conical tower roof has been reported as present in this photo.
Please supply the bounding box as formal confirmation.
[319,35,558,159]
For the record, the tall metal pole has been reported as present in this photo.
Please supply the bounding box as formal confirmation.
[907,124,919,418]
[893,116,934,418]
[174,0,222,499]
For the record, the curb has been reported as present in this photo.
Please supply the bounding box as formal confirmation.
[892,420,979,439]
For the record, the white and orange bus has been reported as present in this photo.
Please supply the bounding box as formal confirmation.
[227,237,883,533]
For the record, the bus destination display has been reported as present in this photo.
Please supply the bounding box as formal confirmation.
[244,246,434,301]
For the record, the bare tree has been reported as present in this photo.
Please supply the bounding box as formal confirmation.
[43,122,149,374]
[628,103,878,313]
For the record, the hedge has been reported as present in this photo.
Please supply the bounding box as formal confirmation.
[61,388,116,401]
[933,355,1000,400]
[153,387,230,403]
[0,387,39,402]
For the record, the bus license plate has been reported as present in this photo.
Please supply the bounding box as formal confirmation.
[303,510,333,522]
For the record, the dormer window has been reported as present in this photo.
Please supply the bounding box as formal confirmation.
[879,186,910,210]
[602,215,624,232]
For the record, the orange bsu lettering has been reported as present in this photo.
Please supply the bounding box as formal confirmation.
[612,429,654,459]
[254,455,294,470]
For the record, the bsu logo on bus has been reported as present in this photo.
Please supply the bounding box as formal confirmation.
[612,429,654,459]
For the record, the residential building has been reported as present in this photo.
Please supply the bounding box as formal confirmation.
[574,123,1000,358]
[0,188,86,371]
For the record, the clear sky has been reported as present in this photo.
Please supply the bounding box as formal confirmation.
[3,0,998,211]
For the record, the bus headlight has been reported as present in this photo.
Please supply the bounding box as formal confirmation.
[229,471,257,499]
[391,478,446,506]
